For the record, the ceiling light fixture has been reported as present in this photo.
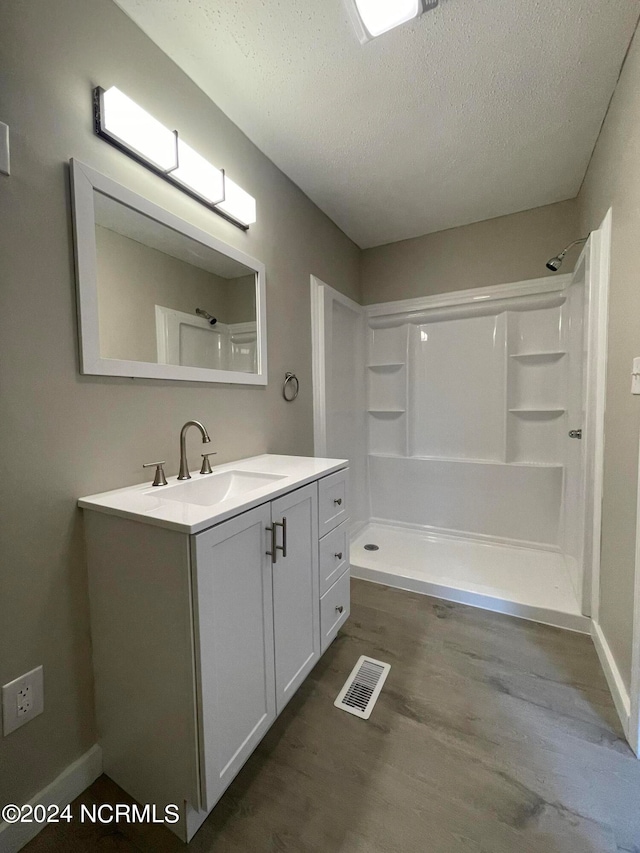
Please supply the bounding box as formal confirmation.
[346,0,438,43]
[93,86,256,229]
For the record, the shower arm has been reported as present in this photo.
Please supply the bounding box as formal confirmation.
[556,237,588,260]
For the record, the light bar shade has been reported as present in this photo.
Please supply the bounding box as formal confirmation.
[216,177,257,226]
[347,0,437,42]
[172,140,225,204]
[100,87,178,172]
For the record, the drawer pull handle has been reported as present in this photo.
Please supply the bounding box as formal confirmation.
[334,498,343,506]
[335,552,343,560]
[335,605,344,614]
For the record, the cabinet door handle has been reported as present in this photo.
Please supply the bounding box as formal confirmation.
[335,605,344,614]
[274,516,287,558]
[266,525,278,563]
[335,552,343,560]
[334,498,343,506]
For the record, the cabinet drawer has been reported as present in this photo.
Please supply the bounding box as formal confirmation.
[319,522,349,596]
[318,468,349,537]
[320,569,350,652]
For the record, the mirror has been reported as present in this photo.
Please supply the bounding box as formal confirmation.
[70,159,267,384]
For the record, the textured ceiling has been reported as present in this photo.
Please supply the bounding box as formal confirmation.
[113,0,639,248]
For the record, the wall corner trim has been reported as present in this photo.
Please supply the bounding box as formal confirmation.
[0,744,103,853]
[591,620,632,746]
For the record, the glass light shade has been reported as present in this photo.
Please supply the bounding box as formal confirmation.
[101,87,177,172]
[216,177,257,226]
[172,140,225,204]
[353,0,421,38]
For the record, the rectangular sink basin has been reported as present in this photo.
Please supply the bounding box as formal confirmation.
[152,470,286,507]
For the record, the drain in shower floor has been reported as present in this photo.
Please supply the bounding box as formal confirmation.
[364,543,379,551]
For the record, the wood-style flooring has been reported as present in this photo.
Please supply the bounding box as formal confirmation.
[24,579,640,852]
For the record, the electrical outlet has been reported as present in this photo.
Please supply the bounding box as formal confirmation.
[2,666,43,735]
[17,685,32,716]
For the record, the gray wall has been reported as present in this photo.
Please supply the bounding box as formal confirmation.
[361,199,580,304]
[225,275,257,326]
[0,0,359,806]
[577,24,640,691]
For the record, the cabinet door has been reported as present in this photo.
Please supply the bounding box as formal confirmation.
[193,504,276,810]
[271,483,320,714]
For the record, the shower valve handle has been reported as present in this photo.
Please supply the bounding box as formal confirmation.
[568,429,582,439]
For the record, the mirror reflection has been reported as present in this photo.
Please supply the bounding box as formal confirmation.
[94,192,258,373]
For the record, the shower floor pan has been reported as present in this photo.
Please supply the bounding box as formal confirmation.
[351,522,589,633]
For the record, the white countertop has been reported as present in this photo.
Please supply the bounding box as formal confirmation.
[78,454,348,534]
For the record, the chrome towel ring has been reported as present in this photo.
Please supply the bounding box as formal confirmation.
[282,372,299,402]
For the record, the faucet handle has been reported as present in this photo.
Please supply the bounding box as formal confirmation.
[200,452,217,475]
[143,461,168,487]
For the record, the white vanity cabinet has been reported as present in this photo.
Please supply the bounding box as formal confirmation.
[80,456,349,843]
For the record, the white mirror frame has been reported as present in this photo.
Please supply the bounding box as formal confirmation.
[69,158,267,385]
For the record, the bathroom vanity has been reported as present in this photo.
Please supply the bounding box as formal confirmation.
[79,454,349,842]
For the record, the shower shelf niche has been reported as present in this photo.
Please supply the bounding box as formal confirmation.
[368,411,407,456]
[509,351,566,361]
[367,324,409,459]
[508,408,565,415]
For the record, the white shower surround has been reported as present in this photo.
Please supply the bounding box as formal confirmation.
[312,271,598,632]
[365,278,573,551]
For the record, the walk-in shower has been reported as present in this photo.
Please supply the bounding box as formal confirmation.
[312,227,607,632]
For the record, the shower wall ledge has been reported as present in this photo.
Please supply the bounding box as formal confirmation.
[369,454,562,547]
[369,452,562,469]
[367,517,562,554]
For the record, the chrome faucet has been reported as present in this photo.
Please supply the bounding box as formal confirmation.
[178,421,211,480]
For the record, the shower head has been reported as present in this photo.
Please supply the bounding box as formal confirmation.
[196,308,217,326]
[546,255,564,272]
[545,237,589,272]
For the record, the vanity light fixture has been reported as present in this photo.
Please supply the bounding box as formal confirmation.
[93,86,256,229]
[172,139,225,205]
[216,176,257,230]
[346,0,438,43]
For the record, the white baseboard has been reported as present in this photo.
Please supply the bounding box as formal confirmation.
[591,621,631,738]
[0,744,102,853]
